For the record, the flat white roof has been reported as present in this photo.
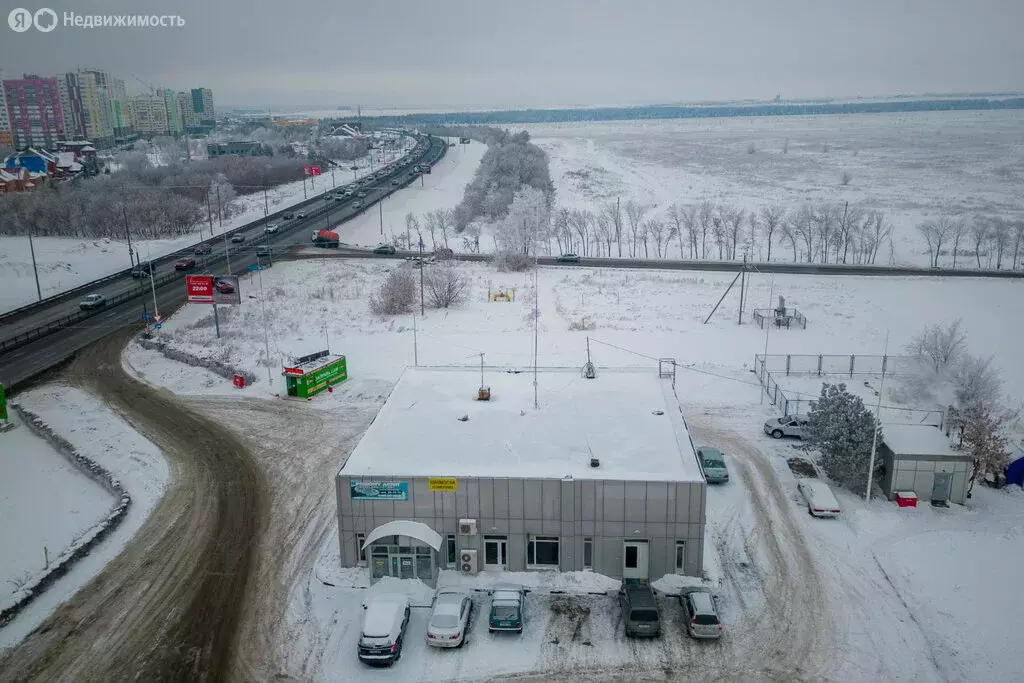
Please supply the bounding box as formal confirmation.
[882,423,962,457]
[340,367,703,482]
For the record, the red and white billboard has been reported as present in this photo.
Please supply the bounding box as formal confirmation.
[304,165,322,176]
[186,275,214,303]
[186,275,241,305]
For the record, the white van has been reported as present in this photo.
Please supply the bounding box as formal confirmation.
[357,594,411,666]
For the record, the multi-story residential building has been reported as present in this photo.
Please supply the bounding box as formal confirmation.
[191,88,215,128]
[0,69,12,151]
[130,93,171,135]
[74,71,115,145]
[163,89,181,134]
[55,73,86,139]
[2,75,66,149]
[176,91,197,130]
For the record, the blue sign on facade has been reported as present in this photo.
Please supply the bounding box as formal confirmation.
[350,480,409,501]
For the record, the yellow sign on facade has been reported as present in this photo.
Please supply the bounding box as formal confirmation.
[428,477,458,492]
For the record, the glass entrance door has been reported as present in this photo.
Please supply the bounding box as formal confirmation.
[484,537,507,570]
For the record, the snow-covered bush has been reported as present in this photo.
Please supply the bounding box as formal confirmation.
[953,354,1003,412]
[801,383,881,492]
[369,269,417,315]
[906,319,967,374]
[423,265,468,309]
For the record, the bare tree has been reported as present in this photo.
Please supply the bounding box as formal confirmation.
[961,404,1011,495]
[594,212,613,256]
[719,206,746,260]
[906,319,967,373]
[602,200,623,257]
[747,212,760,260]
[423,264,469,308]
[624,200,648,258]
[812,204,837,263]
[553,208,571,255]
[568,209,593,256]
[666,203,687,259]
[990,217,1011,269]
[918,218,952,268]
[405,213,422,251]
[643,218,668,258]
[790,205,816,263]
[681,204,699,258]
[759,206,785,262]
[780,220,799,262]
[864,211,891,264]
[711,213,726,259]
[697,200,715,259]
[954,354,1003,412]
[1011,220,1024,270]
[970,218,989,268]
[834,204,864,264]
[949,216,968,268]
[423,211,439,250]
[369,269,418,315]
[428,209,454,250]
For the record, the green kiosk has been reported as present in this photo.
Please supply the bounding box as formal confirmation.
[283,350,348,398]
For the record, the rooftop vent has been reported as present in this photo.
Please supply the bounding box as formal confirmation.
[590,457,600,468]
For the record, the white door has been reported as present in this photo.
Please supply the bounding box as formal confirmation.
[484,537,507,570]
[623,541,649,580]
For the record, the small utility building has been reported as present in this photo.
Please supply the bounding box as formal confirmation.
[879,424,972,505]
[336,365,706,585]
[283,351,347,398]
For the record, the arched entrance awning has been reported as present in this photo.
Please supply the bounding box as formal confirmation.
[361,520,443,551]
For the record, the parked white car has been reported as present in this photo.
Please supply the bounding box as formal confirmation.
[764,416,809,439]
[797,479,842,517]
[357,594,411,666]
[426,589,473,648]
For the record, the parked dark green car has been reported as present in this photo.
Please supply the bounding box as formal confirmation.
[488,584,525,633]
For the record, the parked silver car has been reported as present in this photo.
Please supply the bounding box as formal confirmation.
[679,588,722,639]
[764,416,809,439]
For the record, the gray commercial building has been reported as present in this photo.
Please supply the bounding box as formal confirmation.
[880,423,972,505]
[336,365,707,585]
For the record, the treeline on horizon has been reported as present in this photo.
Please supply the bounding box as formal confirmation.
[363,97,1024,126]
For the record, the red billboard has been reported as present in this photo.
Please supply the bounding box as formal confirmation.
[186,275,241,304]
[304,165,322,176]
[186,275,214,303]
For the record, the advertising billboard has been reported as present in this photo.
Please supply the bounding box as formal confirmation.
[212,276,241,304]
[303,165,322,176]
[350,481,409,501]
[428,477,457,492]
[185,275,241,305]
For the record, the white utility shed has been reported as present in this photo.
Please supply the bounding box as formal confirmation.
[879,423,972,505]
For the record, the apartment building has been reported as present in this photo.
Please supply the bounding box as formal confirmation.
[2,75,66,149]
[0,70,11,151]
[130,93,171,135]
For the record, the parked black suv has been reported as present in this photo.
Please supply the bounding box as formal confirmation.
[619,581,661,638]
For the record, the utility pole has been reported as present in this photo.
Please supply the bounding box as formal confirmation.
[738,255,747,325]
[412,315,418,366]
[206,193,214,237]
[419,239,425,315]
[216,185,222,229]
[224,231,232,275]
[257,266,272,384]
[325,190,332,232]
[379,196,384,236]
[122,205,135,268]
[760,276,774,405]
[303,176,307,199]
[533,265,539,410]
[28,231,42,301]
[146,244,159,324]
[263,187,269,217]
[866,330,889,503]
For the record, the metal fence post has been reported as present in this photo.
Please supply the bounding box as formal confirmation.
[850,354,855,377]
[881,354,888,376]
[817,354,823,377]
[785,355,791,376]
[773,383,778,404]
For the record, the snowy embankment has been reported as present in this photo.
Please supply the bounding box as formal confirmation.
[0,386,168,651]
[0,137,412,315]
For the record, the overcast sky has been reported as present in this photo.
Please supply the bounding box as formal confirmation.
[2,0,1022,111]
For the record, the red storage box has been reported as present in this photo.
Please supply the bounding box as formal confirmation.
[895,491,918,508]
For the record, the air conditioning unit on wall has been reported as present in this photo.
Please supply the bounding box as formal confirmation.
[460,549,478,575]
[459,518,477,536]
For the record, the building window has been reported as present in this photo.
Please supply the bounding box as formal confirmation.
[446,535,457,566]
[527,535,560,567]
[625,545,638,569]
[356,533,366,566]
[583,538,593,569]
[675,541,686,573]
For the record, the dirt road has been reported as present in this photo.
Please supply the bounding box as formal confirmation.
[0,330,267,682]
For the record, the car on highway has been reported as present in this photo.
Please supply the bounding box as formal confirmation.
[174,258,196,271]
[620,581,660,638]
[391,179,400,186]
[214,279,235,294]
[797,479,842,518]
[343,189,354,196]
[373,244,397,255]
[488,584,525,633]
[283,212,294,220]
[324,194,335,201]
[256,246,272,259]
[357,191,367,198]
[357,594,410,666]
[194,243,213,255]
[764,416,808,439]
[697,447,729,484]
[557,253,581,263]
[264,223,279,234]
[296,211,307,219]
[131,262,152,278]
[231,233,246,243]
[426,589,472,648]
[679,588,723,639]
[79,293,107,310]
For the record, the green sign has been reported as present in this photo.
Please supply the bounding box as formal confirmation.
[0,383,6,421]
[350,480,409,500]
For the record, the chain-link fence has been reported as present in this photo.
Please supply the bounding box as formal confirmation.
[753,353,944,426]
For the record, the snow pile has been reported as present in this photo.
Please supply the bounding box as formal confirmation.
[1,405,130,626]
[437,569,621,595]
[137,336,257,386]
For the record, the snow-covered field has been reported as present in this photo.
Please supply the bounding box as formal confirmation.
[0,386,168,649]
[526,109,1024,266]
[0,136,414,315]
[123,256,1024,680]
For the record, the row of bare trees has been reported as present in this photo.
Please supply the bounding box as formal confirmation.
[397,209,457,252]
[544,200,894,265]
[918,216,1024,270]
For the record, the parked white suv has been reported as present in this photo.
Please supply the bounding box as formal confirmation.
[764,416,809,439]
[357,594,411,666]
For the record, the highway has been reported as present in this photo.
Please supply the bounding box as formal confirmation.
[0,134,446,353]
